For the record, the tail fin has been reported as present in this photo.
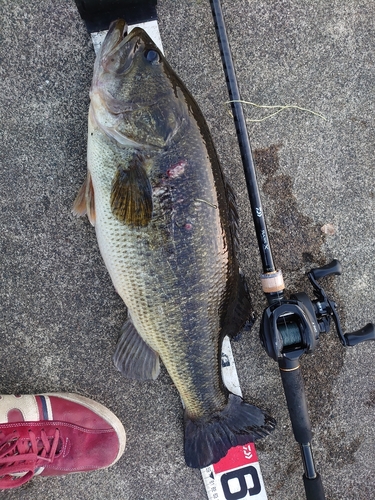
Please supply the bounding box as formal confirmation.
[184,393,275,468]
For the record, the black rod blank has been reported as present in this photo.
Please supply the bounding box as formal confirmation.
[209,0,276,274]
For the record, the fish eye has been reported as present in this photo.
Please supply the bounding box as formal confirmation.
[144,49,160,64]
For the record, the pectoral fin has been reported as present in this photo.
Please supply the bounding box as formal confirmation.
[72,171,96,226]
[110,155,153,227]
[113,318,160,380]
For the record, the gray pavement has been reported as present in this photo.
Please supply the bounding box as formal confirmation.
[1,0,374,499]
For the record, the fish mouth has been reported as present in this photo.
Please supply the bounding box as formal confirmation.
[106,19,157,55]
[107,19,128,45]
[108,18,149,43]
[106,19,149,53]
[99,20,148,75]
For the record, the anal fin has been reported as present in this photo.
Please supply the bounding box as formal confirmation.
[113,318,160,380]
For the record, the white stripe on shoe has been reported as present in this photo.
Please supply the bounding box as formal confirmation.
[0,395,39,423]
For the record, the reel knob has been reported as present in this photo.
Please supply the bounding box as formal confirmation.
[344,323,375,346]
[309,259,342,280]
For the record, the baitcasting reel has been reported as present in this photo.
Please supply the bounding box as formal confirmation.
[260,259,375,365]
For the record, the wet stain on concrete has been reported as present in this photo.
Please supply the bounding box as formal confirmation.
[365,389,375,408]
[253,144,345,429]
[349,116,369,129]
[324,431,364,465]
[254,143,325,273]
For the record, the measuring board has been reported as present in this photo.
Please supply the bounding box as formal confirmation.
[89,20,268,500]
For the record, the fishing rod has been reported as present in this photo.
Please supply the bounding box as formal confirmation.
[209,1,375,499]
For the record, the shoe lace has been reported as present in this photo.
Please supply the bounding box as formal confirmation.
[0,428,61,489]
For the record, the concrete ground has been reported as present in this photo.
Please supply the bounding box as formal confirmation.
[1,0,374,499]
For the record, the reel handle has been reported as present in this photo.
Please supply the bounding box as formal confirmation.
[307,260,375,348]
[309,259,342,280]
[344,323,375,346]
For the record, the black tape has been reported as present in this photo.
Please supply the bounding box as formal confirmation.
[74,0,157,32]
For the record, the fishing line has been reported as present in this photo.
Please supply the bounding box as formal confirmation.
[228,100,327,122]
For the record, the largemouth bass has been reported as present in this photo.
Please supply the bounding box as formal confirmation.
[73,19,275,468]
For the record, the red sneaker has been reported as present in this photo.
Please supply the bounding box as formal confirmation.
[0,393,126,489]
